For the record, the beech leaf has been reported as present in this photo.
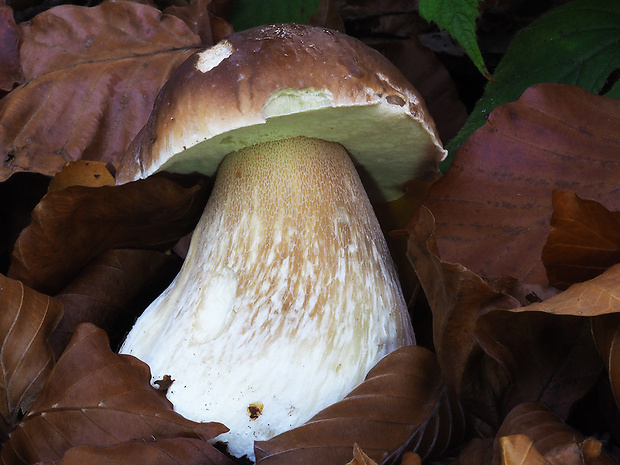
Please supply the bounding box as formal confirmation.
[0,1,23,91]
[543,190,620,290]
[423,83,620,286]
[494,403,616,465]
[8,175,209,295]
[52,248,182,357]
[346,444,379,465]
[475,310,602,421]
[36,437,235,465]
[406,206,517,427]
[446,0,620,159]
[164,0,234,46]
[408,206,603,426]
[0,274,62,441]
[254,345,465,465]
[47,161,116,193]
[0,323,227,465]
[0,2,202,181]
[498,434,550,465]
[523,264,620,318]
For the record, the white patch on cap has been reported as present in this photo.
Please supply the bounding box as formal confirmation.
[195,40,235,73]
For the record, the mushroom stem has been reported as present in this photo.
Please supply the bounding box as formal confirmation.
[120,136,415,459]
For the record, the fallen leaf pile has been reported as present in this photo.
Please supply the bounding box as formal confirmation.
[1,0,620,464]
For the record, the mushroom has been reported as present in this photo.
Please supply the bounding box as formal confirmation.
[117,24,446,460]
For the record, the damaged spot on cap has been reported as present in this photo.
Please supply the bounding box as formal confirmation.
[196,40,235,74]
[248,402,264,420]
[386,95,406,106]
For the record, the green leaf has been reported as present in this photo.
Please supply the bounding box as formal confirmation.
[418,0,489,79]
[228,0,322,32]
[443,0,620,171]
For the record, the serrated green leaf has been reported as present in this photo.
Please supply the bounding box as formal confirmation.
[418,0,489,78]
[228,0,322,32]
[443,0,620,171]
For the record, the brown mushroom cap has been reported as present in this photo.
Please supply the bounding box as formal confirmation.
[116,24,446,202]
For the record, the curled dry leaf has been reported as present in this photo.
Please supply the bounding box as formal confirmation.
[592,313,620,410]
[346,444,379,465]
[52,248,182,357]
[8,175,210,295]
[538,191,620,411]
[448,438,494,465]
[164,0,234,46]
[48,160,116,192]
[255,345,465,465]
[36,437,235,465]
[494,403,616,465]
[522,264,620,318]
[543,190,620,290]
[407,206,604,427]
[0,323,227,465]
[423,83,620,286]
[0,274,62,442]
[498,434,550,465]
[407,206,517,428]
[475,310,602,423]
[0,1,23,91]
[0,1,202,181]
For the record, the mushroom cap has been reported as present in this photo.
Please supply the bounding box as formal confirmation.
[116,23,446,202]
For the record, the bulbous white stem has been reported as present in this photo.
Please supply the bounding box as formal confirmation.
[120,136,415,460]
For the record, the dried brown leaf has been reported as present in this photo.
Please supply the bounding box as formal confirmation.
[255,345,465,465]
[0,323,227,465]
[8,175,209,295]
[543,190,620,290]
[0,274,62,442]
[449,438,494,465]
[36,437,235,465]
[592,313,620,410]
[498,434,550,465]
[0,173,49,272]
[0,2,202,181]
[346,444,379,465]
[407,206,604,427]
[423,83,620,286]
[475,309,602,422]
[48,160,116,192]
[52,248,182,357]
[164,0,233,46]
[407,206,516,428]
[0,1,23,91]
[523,264,620,318]
[494,403,616,465]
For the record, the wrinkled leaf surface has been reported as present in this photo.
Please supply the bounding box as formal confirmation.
[0,1,23,91]
[0,323,227,465]
[446,0,620,160]
[0,2,202,180]
[36,437,235,465]
[0,274,62,441]
[255,346,463,464]
[8,175,209,295]
[424,83,620,286]
[543,190,620,290]
[494,403,616,465]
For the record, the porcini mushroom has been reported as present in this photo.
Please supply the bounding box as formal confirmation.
[117,24,446,460]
